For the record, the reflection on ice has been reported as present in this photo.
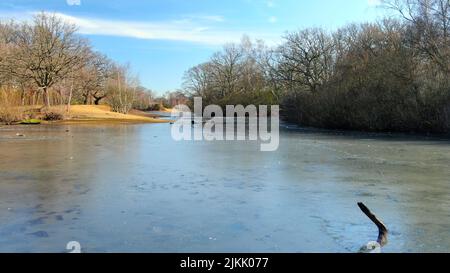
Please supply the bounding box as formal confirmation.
[0,124,449,253]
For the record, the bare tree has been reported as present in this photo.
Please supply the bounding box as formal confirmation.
[209,43,245,100]
[73,51,113,105]
[107,64,138,114]
[384,0,450,74]
[2,13,90,107]
[184,37,274,108]
[275,29,335,93]
[183,62,214,102]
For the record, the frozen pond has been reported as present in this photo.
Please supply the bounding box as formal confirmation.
[0,123,449,252]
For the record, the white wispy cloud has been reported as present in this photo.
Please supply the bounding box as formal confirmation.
[0,11,279,46]
[187,15,225,23]
[66,0,81,6]
[269,16,277,24]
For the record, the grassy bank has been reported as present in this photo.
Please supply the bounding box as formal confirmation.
[62,105,169,124]
[0,105,170,125]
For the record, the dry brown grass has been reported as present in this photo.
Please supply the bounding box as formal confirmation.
[160,107,173,113]
[0,107,23,124]
[0,90,169,125]
[61,105,169,124]
[0,88,24,124]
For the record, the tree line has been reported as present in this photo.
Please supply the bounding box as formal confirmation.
[184,0,450,133]
[0,13,155,123]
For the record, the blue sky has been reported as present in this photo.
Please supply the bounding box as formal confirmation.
[0,0,386,95]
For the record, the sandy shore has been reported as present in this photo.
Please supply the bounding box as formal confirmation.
[56,105,170,124]
[1,105,171,125]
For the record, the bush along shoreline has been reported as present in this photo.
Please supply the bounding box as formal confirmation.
[183,0,450,134]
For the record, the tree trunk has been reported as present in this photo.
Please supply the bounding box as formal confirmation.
[83,95,88,105]
[43,87,51,108]
[94,96,103,105]
[33,91,38,106]
[67,81,74,113]
[20,85,26,106]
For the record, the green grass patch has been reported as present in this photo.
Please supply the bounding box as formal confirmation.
[19,119,42,125]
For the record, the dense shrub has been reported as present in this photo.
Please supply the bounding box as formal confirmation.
[41,109,65,121]
[184,1,450,134]
[146,104,163,111]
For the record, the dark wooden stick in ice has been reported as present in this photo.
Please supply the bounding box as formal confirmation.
[358,202,388,247]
